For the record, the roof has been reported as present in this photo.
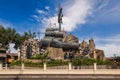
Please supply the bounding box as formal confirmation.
[0,53,6,57]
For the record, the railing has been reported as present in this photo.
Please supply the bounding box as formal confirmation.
[0,63,120,70]
[47,65,68,69]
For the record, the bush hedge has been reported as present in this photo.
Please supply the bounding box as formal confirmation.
[10,58,114,67]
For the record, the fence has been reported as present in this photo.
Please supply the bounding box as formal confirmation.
[0,63,120,70]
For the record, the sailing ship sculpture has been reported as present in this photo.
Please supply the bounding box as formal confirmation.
[20,5,105,60]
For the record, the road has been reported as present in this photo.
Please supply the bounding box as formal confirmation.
[0,74,120,80]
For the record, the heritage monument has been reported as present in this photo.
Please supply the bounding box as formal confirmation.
[20,6,105,60]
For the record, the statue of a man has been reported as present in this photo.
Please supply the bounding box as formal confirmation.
[58,8,63,23]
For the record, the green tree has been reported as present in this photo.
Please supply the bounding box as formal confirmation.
[0,25,19,49]
[0,25,36,50]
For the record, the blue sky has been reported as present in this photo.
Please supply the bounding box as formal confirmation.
[0,0,120,57]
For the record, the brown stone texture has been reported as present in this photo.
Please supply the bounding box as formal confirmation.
[88,38,95,50]
[47,47,64,60]
[78,39,105,60]
[20,30,105,60]
[81,40,88,49]
[20,38,39,59]
[65,33,78,43]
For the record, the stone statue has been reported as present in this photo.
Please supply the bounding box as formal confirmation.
[58,5,63,32]
[58,7,63,23]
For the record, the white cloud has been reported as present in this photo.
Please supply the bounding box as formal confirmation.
[36,9,45,14]
[93,1,120,23]
[42,16,58,28]
[95,34,120,57]
[97,44,120,57]
[45,6,50,10]
[32,15,41,22]
[104,5,120,16]
[9,43,19,53]
[98,0,109,11]
[95,34,120,43]
[0,19,13,28]
[40,0,94,32]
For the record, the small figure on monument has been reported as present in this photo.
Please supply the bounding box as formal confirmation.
[58,7,63,23]
[58,4,63,32]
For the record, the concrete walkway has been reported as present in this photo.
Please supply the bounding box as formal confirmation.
[0,69,120,74]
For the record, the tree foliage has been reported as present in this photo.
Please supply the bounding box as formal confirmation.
[0,25,36,50]
[31,52,48,63]
[72,58,114,66]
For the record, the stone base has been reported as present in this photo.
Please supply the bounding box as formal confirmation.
[47,47,64,60]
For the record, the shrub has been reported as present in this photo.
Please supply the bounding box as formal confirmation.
[72,58,95,66]
[47,60,68,67]
[10,60,22,66]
